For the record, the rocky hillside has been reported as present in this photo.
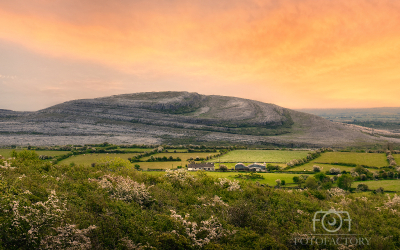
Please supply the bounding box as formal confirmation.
[0,91,398,147]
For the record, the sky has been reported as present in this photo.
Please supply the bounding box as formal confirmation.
[1,0,400,111]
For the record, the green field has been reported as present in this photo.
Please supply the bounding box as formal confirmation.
[59,153,140,166]
[0,149,70,158]
[393,154,400,163]
[313,152,387,167]
[353,179,400,192]
[164,149,189,153]
[117,148,154,152]
[140,152,219,162]
[288,162,356,172]
[207,150,311,163]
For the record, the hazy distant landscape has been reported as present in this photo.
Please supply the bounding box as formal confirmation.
[300,107,400,132]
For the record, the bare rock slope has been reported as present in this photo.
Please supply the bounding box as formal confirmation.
[0,91,397,147]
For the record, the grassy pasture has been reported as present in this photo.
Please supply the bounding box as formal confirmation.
[207,150,311,163]
[288,162,356,172]
[139,152,219,162]
[314,152,387,167]
[393,154,400,163]
[353,179,400,192]
[164,149,188,153]
[0,149,70,158]
[59,153,140,166]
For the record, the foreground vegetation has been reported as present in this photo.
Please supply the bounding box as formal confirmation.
[1,151,400,249]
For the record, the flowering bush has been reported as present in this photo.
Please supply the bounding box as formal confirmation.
[215,178,241,191]
[313,165,321,172]
[329,168,341,175]
[91,174,153,207]
[170,210,235,248]
[164,169,196,184]
[3,190,96,249]
[198,195,229,207]
[327,187,346,197]
[40,224,97,249]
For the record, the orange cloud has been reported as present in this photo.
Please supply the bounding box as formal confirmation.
[0,0,400,109]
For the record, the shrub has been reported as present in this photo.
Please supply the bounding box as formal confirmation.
[312,165,321,172]
[337,174,354,191]
[215,178,241,191]
[374,187,384,194]
[305,177,318,189]
[219,164,228,172]
[90,174,154,207]
[357,184,369,192]
[329,168,341,175]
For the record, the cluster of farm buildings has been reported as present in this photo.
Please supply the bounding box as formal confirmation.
[187,162,267,172]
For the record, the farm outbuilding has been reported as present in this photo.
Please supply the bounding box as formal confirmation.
[247,163,266,170]
[235,163,249,171]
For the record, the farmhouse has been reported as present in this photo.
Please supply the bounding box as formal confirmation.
[188,162,215,171]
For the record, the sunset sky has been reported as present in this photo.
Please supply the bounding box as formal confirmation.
[1,0,400,111]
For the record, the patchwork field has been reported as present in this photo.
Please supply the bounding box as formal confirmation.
[59,153,140,166]
[0,149,70,158]
[313,152,387,167]
[207,150,312,163]
[353,179,400,192]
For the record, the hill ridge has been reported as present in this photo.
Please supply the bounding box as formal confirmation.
[0,91,399,147]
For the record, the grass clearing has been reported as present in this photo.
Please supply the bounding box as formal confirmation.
[59,153,140,166]
[0,149,70,158]
[353,179,400,192]
[314,152,387,167]
[207,150,312,163]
